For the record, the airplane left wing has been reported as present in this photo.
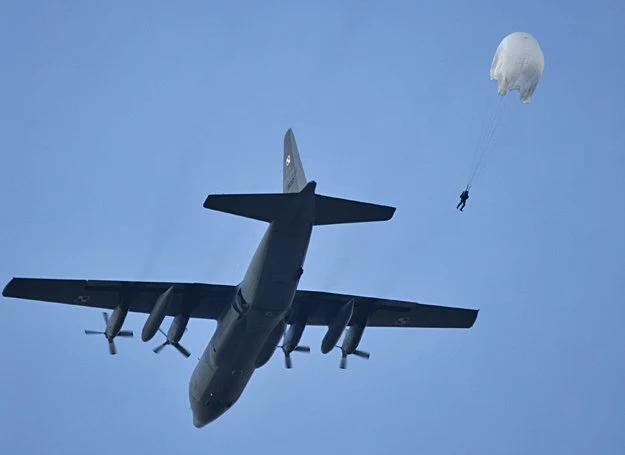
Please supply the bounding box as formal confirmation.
[2,277,236,319]
[291,289,478,329]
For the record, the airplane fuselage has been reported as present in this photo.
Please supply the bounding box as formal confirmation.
[188,182,316,427]
[0,129,480,431]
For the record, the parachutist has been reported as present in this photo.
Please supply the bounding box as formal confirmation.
[464,32,544,190]
[456,189,469,211]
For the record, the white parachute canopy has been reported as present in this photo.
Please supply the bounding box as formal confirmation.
[490,32,544,103]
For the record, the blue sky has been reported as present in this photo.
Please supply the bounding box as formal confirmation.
[1,1,624,453]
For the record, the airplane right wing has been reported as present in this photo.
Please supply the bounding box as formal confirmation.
[290,289,478,329]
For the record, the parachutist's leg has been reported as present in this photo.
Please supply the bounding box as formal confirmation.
[456,200,462,209]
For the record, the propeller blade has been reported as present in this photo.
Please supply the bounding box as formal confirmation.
[84,330,104,335]
[108,339,117,355]
[353,350,370,359]
[158,328,167,337]
[285,354,292,369]
[340,355,347,369]
[174,343,191,358]
[293,345,310,353]
[103,312,109,326]
[117,330,134,337]
[153,342,168,354]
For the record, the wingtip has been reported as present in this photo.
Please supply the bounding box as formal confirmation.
[378,205,396,222]
[468,309,480,328]
[2,277,16,298]
[203,194,219,209]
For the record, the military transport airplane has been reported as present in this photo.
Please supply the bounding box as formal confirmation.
[2,129,478,428]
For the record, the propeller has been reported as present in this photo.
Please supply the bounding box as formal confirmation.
[84,312,133,355]
[338,347,370,369]
[279,345,310,369]
[153,329,191,358]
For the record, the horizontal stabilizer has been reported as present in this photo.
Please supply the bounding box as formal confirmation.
[204,191,395,225]
[203,193,296,222]
[313,194,395,225]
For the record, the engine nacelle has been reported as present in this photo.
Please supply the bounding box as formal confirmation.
[321,299,354,354]
[106,302,130,338]
[168,313,190,343]
[142,286,175,342]
[283,322,306,353]
[255,320,286,368]
[342,324,366,354]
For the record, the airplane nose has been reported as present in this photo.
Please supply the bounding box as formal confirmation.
[193,415,208,428]
[191,402,227,428]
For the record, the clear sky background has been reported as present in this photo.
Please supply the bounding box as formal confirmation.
[1,1,624,454]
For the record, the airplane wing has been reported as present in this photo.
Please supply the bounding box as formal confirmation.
[3,278,477,328]
[290,290,478,328]
[2,278,236,319]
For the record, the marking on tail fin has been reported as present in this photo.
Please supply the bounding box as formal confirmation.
[283,128,307,193]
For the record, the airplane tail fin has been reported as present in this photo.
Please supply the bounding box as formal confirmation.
[283,128,307,193]
[203,129,395,225]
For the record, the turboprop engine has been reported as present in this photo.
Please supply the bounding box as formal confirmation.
[278,322,310,368]
[320,299,354,354]
[337,324,370,369]
[153,313,191,358]
[141,286,175,342]
[84,301,134,355]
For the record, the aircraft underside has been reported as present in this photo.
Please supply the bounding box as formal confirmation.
[189,197,314,427]
[2,129,478,429]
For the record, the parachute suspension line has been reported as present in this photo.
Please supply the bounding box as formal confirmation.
[470,97,505,183]
[465,96,502,188]
[467,98,498,182]
[467,102,500,186]
[466,95,508,187]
